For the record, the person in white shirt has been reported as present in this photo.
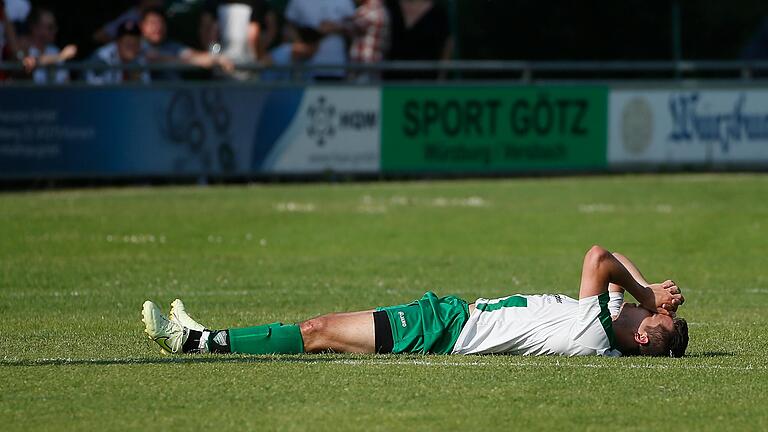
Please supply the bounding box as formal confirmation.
[21,7,77,84]
[141,245,689,358]
[199,0,277,63]
[87,20,150,85]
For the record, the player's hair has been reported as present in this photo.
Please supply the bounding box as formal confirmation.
[640,317,689,357]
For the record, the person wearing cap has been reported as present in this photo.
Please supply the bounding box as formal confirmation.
[87,20,150,85]
[93,0,164,44]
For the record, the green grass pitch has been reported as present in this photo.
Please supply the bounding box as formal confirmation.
[1,174,766,431]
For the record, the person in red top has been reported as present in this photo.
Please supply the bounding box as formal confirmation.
[319,0,389,81]
[349,0,389,64]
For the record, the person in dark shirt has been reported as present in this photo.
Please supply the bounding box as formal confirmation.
[385,0,452,80]
[743,17,768,60]
[164,0,208,50]
[140,7,234,80]
[93,0,164,44]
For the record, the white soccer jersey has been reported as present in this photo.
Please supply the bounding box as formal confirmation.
[452,293,622,357]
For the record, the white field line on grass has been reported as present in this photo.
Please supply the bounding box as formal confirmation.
[2,357,764,372]
[329,359,765,371]
[1,289,258,298]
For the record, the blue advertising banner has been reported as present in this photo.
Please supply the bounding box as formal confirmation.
[0,85,380,178]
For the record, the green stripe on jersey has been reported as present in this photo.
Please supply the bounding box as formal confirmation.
[476,295,528,312]
[597,292,617,349]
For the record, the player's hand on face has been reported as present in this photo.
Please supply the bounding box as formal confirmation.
[644,283,684,316]
[660,280,685,306]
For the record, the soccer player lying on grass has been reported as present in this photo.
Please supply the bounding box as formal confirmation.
[142,245,689,358]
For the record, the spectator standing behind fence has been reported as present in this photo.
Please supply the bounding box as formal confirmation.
[318,0,389,82]
[349,0,389,65]
[140,7,234,80]
[385,0,452,80]
[93,0,164,44]
[21,8,77,84]
[163,0,208,49]
[742,17,768,60]
[281,0,356,80]
[200,0,276,71]
[87,21,150,85]
[1,0,27,76]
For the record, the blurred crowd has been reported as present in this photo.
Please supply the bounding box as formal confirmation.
[0,0,454,84]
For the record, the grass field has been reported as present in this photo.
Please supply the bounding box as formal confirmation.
[1,174,767,431]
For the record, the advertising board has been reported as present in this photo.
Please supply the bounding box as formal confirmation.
[381,86,608,173]
[0,85,381,177]
[609,89,768,166]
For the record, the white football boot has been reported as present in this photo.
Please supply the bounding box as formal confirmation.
[142,300,186,354]
[169,299,206,332]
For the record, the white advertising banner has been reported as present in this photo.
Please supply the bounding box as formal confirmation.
[609,89,768,165]
[263,87,380,173]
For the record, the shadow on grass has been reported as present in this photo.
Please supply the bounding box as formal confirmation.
[0,355,369,367]
[0,351,738,367]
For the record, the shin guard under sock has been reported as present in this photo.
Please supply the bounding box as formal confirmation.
[228,322,305,354]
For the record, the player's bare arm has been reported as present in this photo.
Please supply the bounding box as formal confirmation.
[609,252,650,296]
[609,251,683,315]
[578,245,683,315]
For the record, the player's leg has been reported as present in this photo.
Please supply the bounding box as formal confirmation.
[299,311,375,353]
[143,291,465,355]
[206,311,376,354]
[142,300,376,355]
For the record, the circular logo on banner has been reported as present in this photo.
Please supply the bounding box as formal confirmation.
[620,97,653,155]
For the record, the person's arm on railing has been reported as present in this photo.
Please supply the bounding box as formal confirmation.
[23,45,77,74]
[178,48,234,73]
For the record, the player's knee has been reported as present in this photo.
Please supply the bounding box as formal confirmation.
[299,316,329,340]
[585,245,611,267]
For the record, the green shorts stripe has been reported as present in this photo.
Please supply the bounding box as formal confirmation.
[376,291,469,354]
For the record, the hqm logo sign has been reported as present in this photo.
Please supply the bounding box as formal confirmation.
[305,96,378,146]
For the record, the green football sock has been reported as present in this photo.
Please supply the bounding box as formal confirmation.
[228,322,305,354]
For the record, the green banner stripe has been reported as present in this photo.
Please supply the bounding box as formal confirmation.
[476,295,528,312]
[597,292,617,349]
[381,85,608,173]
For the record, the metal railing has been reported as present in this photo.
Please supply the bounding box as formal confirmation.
[3,60,768,83]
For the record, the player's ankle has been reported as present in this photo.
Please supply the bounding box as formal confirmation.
[182,329,231,354]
